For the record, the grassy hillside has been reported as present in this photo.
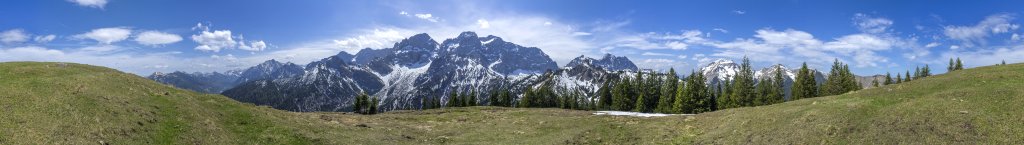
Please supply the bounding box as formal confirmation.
[690,63,1024,144]
[1,61,1022,144]
[0,62,695,144]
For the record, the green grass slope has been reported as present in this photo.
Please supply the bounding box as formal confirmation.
[0,62,696,144]
[690,63,1024,144]
[2,61,1022,144]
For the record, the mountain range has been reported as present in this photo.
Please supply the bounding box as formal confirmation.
[149,31,867,112]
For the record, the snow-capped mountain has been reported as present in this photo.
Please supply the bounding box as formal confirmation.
[564,54,639,71]
[147,71,240,94]
[213,32,560,111]
[700,59,740,87]
[146,59,302,94]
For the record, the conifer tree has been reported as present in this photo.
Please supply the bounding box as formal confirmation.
[368,96,379,114]
[354,93,367,113]
[771,69,785,103]
[872,79,879,87]
[633,93,647,112]
[728,56,755,108]
[519,87,533,107]
[792,62,818,100]
[1002,60,1007,65]
[598,79,613,109]
[656,68,678,113]
[922,65,931,77]
[913,66,921,80]
[955,57,964,70]
[468,90,477,106]
[896,74,903,84]
[754,77,772,106]
[612,77,633,111]
[447,91,459,107]
[948,58,955,72]
[674,71,694,113]
[904,71,911,82]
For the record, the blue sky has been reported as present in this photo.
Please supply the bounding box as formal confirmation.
[2,0,1023,76]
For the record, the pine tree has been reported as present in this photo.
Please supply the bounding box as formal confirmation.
[896,74,903,84]
[447,91,459,107]
[633,93,646,112]
[884,72,892,85]
[674,71,693,113]
[468,90,477,106]
[728,56,756,108]
[656,68,678,113]
[922,65,931,77]
[354,93,366,114]
[519,87,533,107]
[948,58,955,72]
[368,96,379,114]
[1002,60,1007,65]
[955,57,964,70]
[754,77,772,106]
[771,69,785,103]
[598,79,613,109]
[792,62,818,100]
[821,59,859,96]
[612,77,633,111]
[904,71,911,82]
[913,66,921,80]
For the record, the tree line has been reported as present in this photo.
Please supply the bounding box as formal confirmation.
[361,57,967,114]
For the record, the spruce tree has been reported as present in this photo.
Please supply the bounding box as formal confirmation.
[754,77,772,106]
[872,79,879,87]
[913,66,921,80]
[948,58,955,72]
[633,93,647,112]
[922,65,931,77]
[468,90,477,106]
[896,74,903,84]
[354,93,366,113]
[792,62,818,100]
[368,96,379,114]
[674,71,694,113]
[728,56,755,108]
[447,91,459,107]
[519,87,533,107]
[612,78,633,111]
[598,79,613,109]
[904,71,911,82]
[955,57,964,70]
[1002,60,1007,65]
[771,69,785,103]
[656,68,678,113]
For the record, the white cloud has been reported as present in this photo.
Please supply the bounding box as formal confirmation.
[74,27,132,44]
[733,10,746,15]
[414,13,439,22]
[823,34,893,53]
[67,0,107,9]
[134,31,182,46]
[34,35,57,43]
[641,52,673,56]
[477,19,490,29]
[330,28,410,54]
[925,42,941,48]
[608,30,705,50]
[712,28,729,33]
[399,11,409,15]
[189,24,267,52]
[191,30,237,52]
[853,13,893,34]
[1013,33,1021,41]
[943,13,1019,46]
[239,40,268,51]
[1,29,30,44]
[677,54,688,59]
[950,45,961,50]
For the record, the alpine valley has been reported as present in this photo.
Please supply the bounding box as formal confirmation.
[147,31,863,113]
